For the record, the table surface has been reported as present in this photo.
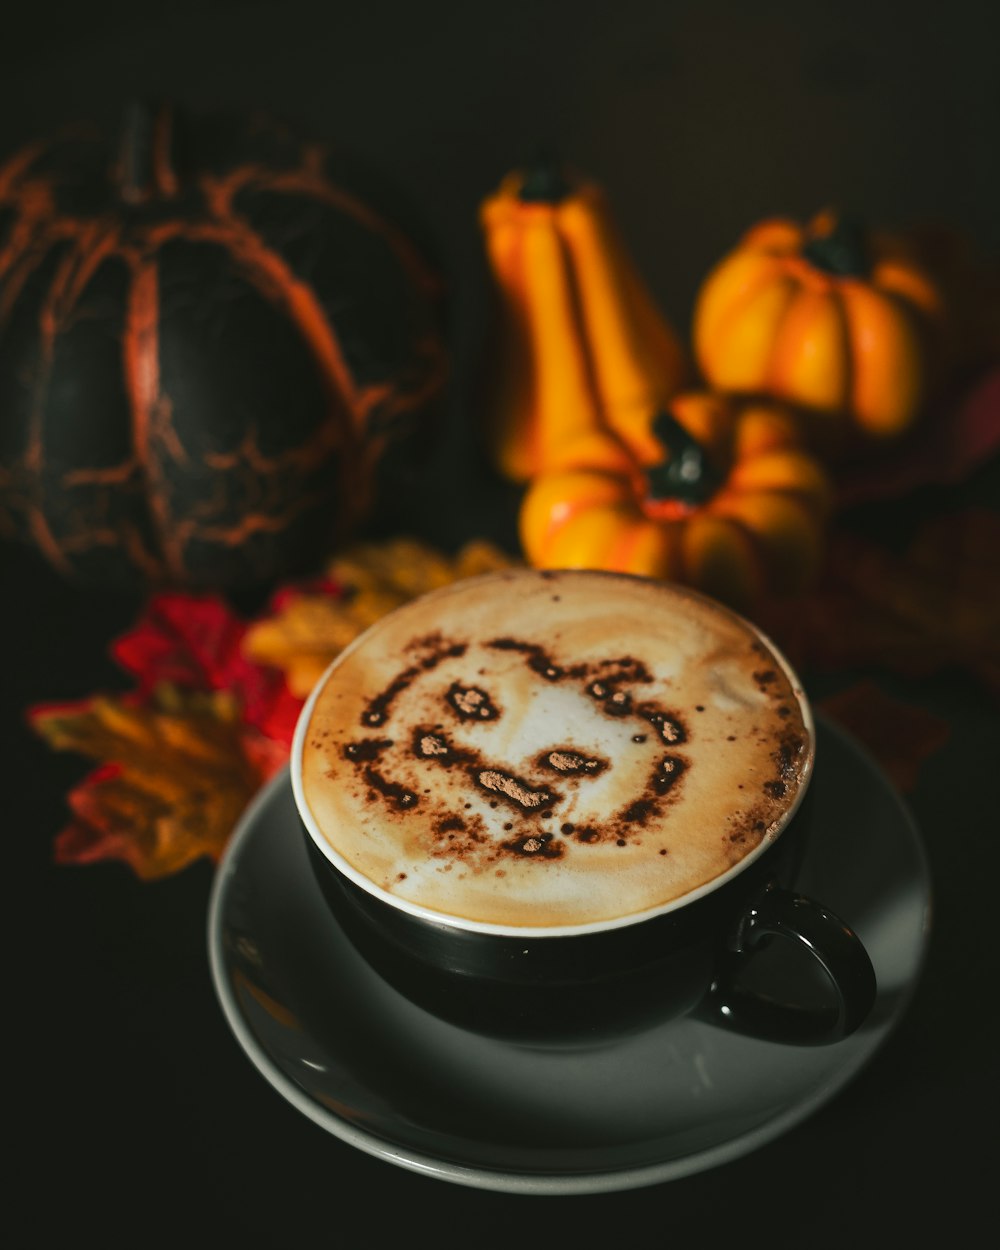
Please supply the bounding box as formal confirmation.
[5,3,998,1246]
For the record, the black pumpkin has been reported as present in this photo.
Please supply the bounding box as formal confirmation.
[0,102,448,589]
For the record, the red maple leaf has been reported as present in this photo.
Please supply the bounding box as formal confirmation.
[111,592,304,749]
[31,594,310,877]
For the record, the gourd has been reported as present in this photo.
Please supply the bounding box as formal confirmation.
[0,102,447,589]
[693,210,947,447]
[518,390,832,611]
[479,160,686,482]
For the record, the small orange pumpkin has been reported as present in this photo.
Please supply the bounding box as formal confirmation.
[518,391,831,611]
[693,210,948,448]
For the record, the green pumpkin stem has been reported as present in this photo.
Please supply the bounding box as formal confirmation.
[517,150,571,203]
[644,411,724,506]
[802,212,869,277]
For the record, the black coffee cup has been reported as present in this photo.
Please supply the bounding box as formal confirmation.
[291,570,876,1048]
[300,784,874,1046]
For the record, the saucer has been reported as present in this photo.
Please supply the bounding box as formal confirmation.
[207,714,931,1195]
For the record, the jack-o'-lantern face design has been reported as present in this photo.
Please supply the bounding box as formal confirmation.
[298,570,811,929]
[339,632,692,868]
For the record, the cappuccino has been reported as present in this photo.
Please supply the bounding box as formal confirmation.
[296,569,812,931]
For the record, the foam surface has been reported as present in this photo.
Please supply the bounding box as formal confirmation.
[298,570,811,928]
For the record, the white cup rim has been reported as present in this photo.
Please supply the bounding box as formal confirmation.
[290,570,816,939]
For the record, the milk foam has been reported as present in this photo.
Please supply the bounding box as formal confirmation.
[297,569,812,929]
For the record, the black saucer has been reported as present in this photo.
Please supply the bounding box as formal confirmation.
[207,714,931,1195]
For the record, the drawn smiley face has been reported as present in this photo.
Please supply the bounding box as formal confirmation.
[340,633,691,870]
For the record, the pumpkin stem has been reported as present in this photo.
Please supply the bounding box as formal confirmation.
[118,99,178,204]
[802,212,869,277]
[644,411,724,506]
[517,150,571,203]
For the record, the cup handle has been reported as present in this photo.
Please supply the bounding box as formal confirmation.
[694,883,878,1045]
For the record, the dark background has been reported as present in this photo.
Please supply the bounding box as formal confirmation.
[4,2,998,1246]
[5,0,999,335]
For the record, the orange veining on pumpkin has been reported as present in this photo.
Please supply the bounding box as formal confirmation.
[0,104,448,588]
[151,107,179,199]
[198,168,447,431]
[140,216,372,436]
[201,166,441,293]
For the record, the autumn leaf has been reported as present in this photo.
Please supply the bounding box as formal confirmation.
[817,681,952,792]
[32,685,270,879]
[31,535,518,880]
[835,366,1000,508]
[905,221,1000,373]
[112,592,302,748]
[243,536,519,697]
[760,507,1000,697]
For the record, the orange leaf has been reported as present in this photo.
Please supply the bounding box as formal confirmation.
[32,685,266,879]
[29,534,519,882]
[243,536,519,697]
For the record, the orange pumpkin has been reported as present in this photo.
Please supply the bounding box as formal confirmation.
[693,210,948,448]
[518,391,832,611]
[479,161,686,482]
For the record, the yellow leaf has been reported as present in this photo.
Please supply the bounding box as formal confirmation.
[33,685,263,879]
[243,535,519,697]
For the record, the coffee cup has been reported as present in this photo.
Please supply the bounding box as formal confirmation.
[291,567,876,1046]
